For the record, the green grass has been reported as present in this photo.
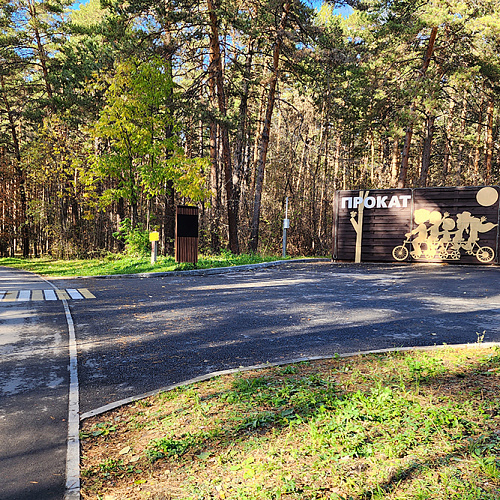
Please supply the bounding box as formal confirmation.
[80,346,500,499]
[0,252,297,277]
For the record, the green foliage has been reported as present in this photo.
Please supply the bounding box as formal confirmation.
[80,421,116,439]
[146,432,212,462]
[81,347,500,499]
[87,57,210,217]
[112,218,150,256]
[0,252,294,277]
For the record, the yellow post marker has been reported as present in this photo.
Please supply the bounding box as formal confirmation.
[150,231,159,264]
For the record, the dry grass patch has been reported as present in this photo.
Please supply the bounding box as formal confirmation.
[81,346,500,499]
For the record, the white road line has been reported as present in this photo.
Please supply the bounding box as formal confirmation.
[40,278,80,500]
[66,289,83,300]
[61,297,80,500]
[18,290,31,301]
[44,289,57,301]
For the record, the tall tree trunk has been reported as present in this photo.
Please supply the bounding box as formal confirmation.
[473,93,485,184]
[334,135,341,190]
[456,90,467,184]
[370,132,375,185]
[207,0,239,253]
[208,26,220,253]
[442,98,455,184]
[116,197,125,252]
[318,127,330,249]
[390,137,399,187]
[398,26,438,188]
[209,122,220,252]
[27,0,54,111]
[419,113,435,187]
[249,0,291,252]
[485,96,494,184]
[161,2,176,255]
[0,74,29,257]
[164,181,175,255]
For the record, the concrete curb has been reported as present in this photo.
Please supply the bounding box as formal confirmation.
[80,341,500,421]
[50,258,332,280]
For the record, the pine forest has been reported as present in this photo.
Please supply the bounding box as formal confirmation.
[1,0,500,259]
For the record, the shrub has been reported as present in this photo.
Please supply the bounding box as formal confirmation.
[113,218,150,256]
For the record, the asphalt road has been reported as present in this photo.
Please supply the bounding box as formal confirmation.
[55,261,500,415]
[0,268,68,500]
[1,261,499,500]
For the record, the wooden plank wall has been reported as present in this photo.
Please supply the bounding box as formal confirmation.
[333,186,500,265]
[175,206,199,264]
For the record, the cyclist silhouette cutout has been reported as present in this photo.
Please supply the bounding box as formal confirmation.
[392,209,497,263]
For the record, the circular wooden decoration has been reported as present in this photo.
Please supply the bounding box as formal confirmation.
[476,187,499,207]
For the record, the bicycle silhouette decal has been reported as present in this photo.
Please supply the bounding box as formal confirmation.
[392,209,497,263]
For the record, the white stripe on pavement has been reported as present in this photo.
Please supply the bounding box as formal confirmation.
[44,289,58,301]
[17,290,31,301]
[0,289,95,302]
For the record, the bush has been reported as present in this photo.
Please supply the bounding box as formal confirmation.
[113,218,150,256]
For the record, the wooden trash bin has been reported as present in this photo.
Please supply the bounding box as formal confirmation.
[175,205,199,264]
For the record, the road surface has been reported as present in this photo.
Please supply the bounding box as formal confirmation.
[57,261,500,414]
[1,261,499,500]
[0,268,69,500]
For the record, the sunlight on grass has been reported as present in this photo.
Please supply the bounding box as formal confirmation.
[0,252,297,277]
[80,347,500,499]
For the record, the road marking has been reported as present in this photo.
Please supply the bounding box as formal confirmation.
[44,289,58,301]
[66,289,83,300]
[56,290,70,301]
[18,290,31,301]
[36,277,80,500]
[0,289,96,302]
[78,288,95,299]
[3,291,18,301]
[61,295,80,500]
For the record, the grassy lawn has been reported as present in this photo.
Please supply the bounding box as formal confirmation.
[80,346,500,500]
[0,253,296,277]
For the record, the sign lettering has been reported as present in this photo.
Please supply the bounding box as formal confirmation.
[341,194,412,210]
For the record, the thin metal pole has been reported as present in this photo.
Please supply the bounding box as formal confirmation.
[282,197,288,258]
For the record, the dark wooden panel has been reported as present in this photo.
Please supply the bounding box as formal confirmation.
[333,186,500,264]
[175,206,199,263]
[335,188,412,262]
[175,237,198,264]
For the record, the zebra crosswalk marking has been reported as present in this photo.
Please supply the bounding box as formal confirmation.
[0,288,96,302]
[44,290,58,301]
[78,288,95,299]
[3,291,18,302]
[56,290,70,301]
[67,289,83,300]
[18,290,31,301]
